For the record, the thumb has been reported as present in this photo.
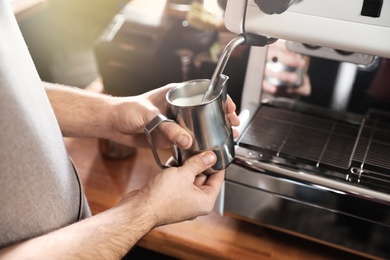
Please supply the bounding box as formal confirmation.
[181,152,217,176]
[159,121,193,149]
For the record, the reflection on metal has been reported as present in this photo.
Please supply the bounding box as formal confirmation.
[331,62,357,111]
[286,41,375,65]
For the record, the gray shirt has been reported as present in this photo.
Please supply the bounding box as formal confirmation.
[0,2,91,248]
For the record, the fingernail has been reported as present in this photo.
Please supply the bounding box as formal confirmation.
[177,134,190,147]
[201,153,216,166]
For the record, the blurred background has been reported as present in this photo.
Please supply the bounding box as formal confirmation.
[15,0,247,110]
[17,0,130,87]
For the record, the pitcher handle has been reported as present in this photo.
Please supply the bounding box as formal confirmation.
[144,114,176,169]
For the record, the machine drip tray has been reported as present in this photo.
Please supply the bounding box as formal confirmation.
[226,103,390,259]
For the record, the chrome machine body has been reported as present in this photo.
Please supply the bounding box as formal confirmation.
[221,0,390,258]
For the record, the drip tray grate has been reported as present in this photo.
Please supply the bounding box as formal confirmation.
[238,105,390,190]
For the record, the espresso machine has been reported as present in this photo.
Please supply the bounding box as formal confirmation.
[219,0,390,258]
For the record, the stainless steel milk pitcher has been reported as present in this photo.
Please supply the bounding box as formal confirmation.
[144,74,234,174]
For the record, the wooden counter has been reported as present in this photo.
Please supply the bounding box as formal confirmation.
[64,137,373,260]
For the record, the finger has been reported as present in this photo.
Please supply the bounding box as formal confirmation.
[158,121,193,149]
[180,152,216,177]
[232,127,240,139]
[279,71,299,84]
[227,111,240,127]
[286,75,312,96]
[225,96,240,128]
[262,80,277,94]
[199,170,225,196]
[267,69,298,85]
[194,173,208,186]
[226,95,237,114]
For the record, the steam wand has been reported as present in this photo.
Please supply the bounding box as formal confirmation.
[202,33,277,102]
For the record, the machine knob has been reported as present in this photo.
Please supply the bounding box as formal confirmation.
[254,0,299,14]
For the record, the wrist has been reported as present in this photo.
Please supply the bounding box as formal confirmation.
[116,191,159,231]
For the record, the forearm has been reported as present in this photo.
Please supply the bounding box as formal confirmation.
[0,196,156,260]
[44,82,116,139]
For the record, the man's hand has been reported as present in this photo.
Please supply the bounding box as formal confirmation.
[118,151,224,227]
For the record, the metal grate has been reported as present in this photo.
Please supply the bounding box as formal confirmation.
[239,106,359,169]
[353,118,390,170]
[350,114,390,189]
[238,105,390,190]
